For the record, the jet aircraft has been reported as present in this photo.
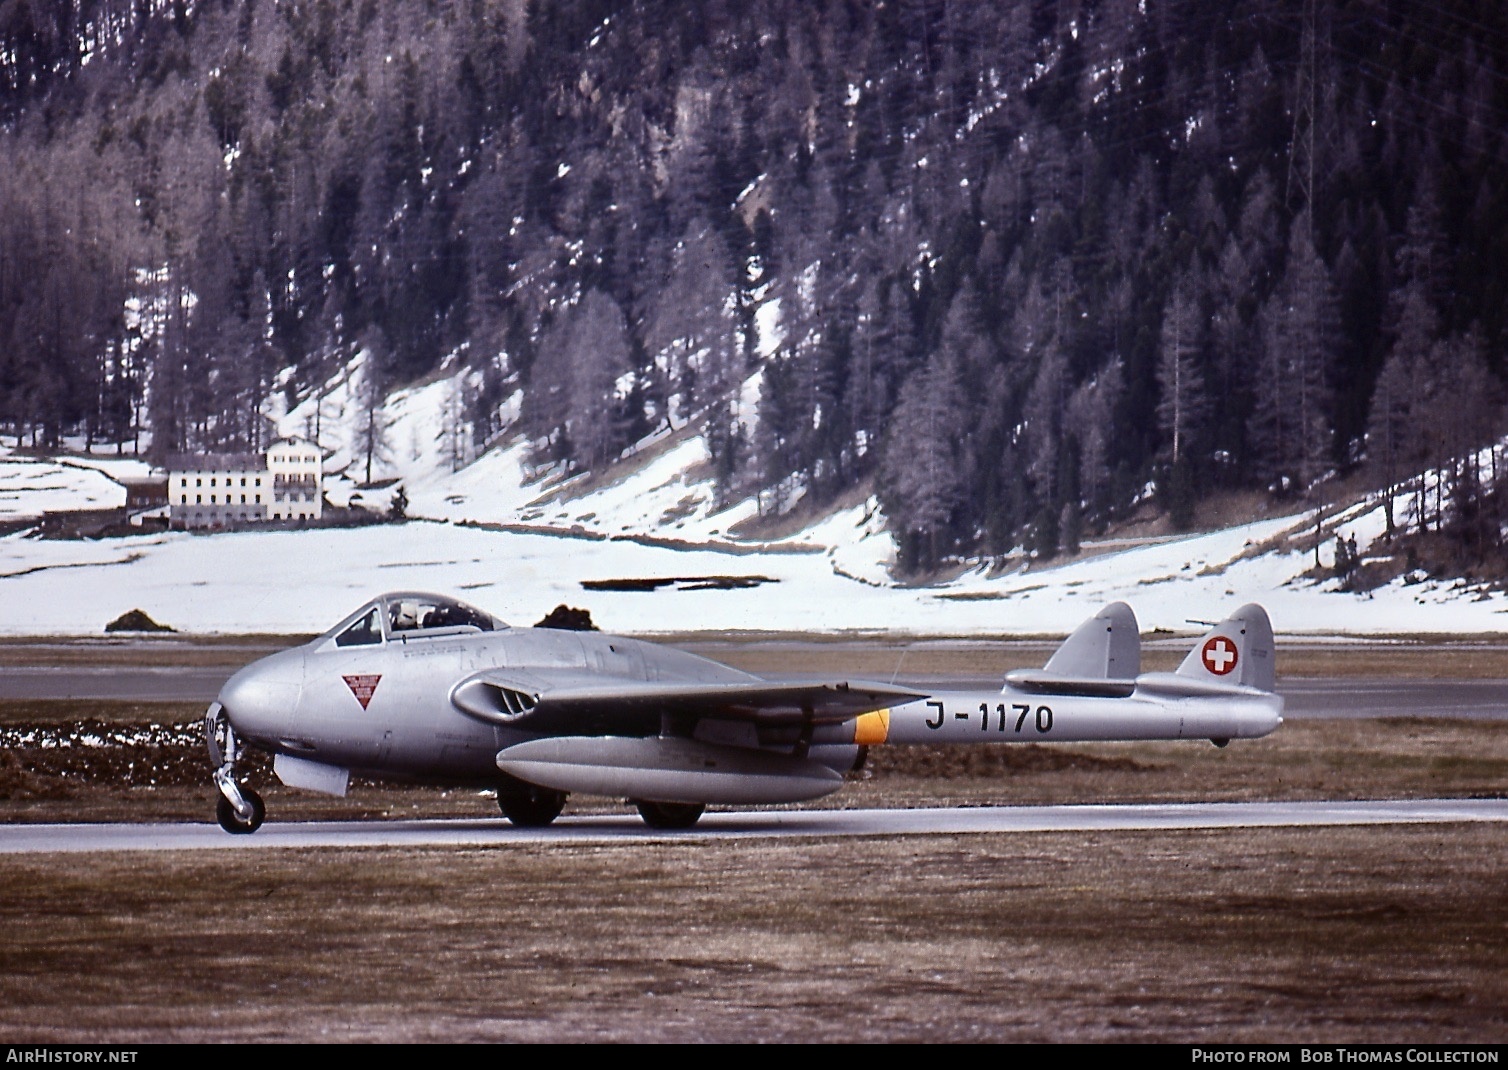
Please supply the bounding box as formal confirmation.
[206,592,1283,833]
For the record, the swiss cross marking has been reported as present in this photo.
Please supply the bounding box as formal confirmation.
[1201,637,1238,676]
[343,674,382,710]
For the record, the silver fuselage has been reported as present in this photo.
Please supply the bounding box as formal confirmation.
[217,623,1282,791]
[217,623,809,783]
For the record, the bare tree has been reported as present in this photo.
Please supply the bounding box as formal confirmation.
[1156,273,1208,470]
[356,331,392,486]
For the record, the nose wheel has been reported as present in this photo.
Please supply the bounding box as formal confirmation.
[216,788,266,834]
[207,703,266,834]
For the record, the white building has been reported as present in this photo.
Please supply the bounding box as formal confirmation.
[266,438,323,522]
[168,438,322,529]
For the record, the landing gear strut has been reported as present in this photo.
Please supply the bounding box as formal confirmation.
[206,703,266,834]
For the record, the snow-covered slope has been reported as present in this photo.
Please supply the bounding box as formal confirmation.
[0,437,1502,637]
[0,455,142,521]
[2,363,1505,638]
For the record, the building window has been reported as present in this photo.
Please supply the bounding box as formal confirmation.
[196,478,202,487]
[196,494,202,504]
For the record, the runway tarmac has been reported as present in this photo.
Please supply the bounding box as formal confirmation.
[7,661,1508,719]
[3,640,1502,859]
[4,798,1506,854]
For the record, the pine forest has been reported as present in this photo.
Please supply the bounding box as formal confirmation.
[2,0,1507,574]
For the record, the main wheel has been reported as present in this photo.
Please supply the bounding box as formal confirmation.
[635,800,705,829]
[498,786,567,827]
[216,788,266,834]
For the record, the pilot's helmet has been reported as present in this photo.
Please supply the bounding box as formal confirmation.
[392,601,420,630]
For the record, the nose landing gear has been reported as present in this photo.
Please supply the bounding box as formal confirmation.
[206,703,266,834]
[214,781,266,834]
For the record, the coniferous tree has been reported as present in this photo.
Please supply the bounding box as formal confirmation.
[1249,214,1338,491]
[880,346,965,572]
[0,0,1505,575]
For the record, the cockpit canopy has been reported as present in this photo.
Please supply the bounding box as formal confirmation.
[320,592,505,647]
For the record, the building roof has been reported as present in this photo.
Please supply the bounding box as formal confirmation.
[165,453,265,473]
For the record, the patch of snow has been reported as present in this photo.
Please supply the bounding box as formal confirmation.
[4,358,1508,638]
[0,449,129,520]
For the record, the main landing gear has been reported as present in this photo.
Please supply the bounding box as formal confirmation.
[634,801,706,829]
[206,703,265,834]
[497,783,568,827]
[494,778,707,829]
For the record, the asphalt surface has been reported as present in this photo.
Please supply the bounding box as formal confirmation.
[5,661,1507,719]
[4,642,1503,856]
[3,799,1505,854]
[0,664,233,701]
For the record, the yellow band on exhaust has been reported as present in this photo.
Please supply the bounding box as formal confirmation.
[854,709,890,745]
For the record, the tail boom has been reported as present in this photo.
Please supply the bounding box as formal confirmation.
[868,686,1282,746]
[848,601,1283,748]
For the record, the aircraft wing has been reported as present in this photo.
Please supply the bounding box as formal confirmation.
[451,670,924,731]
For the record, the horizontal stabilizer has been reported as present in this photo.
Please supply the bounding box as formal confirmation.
[1132,672,1265,699]
[1002,670,1137,698]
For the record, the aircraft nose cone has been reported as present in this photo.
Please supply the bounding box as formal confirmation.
[217,648,305,744]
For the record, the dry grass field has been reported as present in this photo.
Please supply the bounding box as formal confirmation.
[0,825,1503,1044]
[0,636,1505,1043]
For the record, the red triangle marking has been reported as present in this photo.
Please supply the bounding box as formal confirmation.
[342,674,382,710]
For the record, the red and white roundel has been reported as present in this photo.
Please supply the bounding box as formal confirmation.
[1201,636,1238,676]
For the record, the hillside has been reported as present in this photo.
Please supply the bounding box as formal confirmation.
[4,0,1508,579]
[1,394,1504,638]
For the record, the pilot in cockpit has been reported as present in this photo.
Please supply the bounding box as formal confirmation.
[390,600,421,632]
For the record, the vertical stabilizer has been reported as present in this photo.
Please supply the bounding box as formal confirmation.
[1042,602,1141,680]
[1175,604,1276,692]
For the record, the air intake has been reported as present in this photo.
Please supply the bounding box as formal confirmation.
[494,686,538,718]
